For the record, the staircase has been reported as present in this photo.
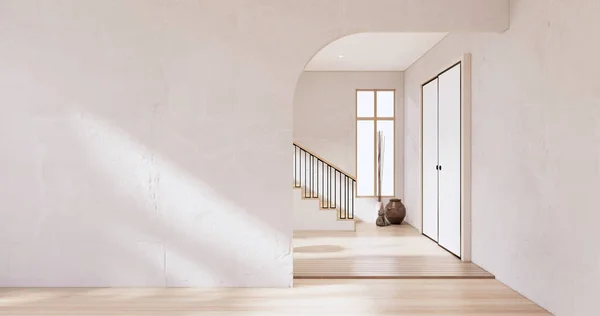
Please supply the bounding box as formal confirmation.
[293,143,356,231]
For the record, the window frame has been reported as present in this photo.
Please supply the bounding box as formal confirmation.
[355,89,396,198]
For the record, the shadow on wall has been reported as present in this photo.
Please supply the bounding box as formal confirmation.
[2,111,292,287]
[78,112,291,286]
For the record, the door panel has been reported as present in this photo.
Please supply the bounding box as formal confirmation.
[422,79,439,242]
[437,63,461,257]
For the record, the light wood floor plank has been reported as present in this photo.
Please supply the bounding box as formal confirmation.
[0,280,548,315]
[0,279,549,315]
[0,223,549,314]
[294,222,493,279]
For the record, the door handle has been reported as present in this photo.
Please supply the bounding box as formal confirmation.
[439,165,442,171]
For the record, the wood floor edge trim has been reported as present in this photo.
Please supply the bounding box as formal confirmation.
[293,275,496,280]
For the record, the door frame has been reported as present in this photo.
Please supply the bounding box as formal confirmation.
[419,53,472,261]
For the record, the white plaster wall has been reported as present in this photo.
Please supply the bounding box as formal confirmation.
[0,0,509,287]
[403,1,600,314]
[294,71,404,222]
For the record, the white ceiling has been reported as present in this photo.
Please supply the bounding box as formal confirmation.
[305,32,448,71]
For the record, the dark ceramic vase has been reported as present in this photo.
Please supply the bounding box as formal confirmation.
[385,199,406,225]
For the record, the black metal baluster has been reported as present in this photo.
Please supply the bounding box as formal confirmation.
[313,156,316,197]
[339,172,342,211]
[330,167,333,209]
[300,148,301,189]
[307,151,310,198]
[301,149,304,196]
[324,163,328,207]
[313,157,317,198]
[344,177,349,219]
[313,156,317,198]
[323,162,327,207]
[299,148,302,190]
[339,175,343,219]
[340,177,344,219]
[344,176,348,219]
[309,154,313,197]
[321,162,325,208]
[316,158,319,199]
[336,172,344,219]
[333,170,336,209]
[315,157,318,197]
[308,152,311,198]
[340,176,344,219]
[351,180,354,219]
[339,176,342,218]
[348,177,351,219]
[293,144,357,219]
[304,150,307,198]
[340,174,343,211]
[327,166,330,208]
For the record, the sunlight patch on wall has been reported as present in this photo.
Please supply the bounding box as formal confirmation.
[70,113,289,285]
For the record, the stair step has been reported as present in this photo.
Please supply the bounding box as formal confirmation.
[293,184,354,222]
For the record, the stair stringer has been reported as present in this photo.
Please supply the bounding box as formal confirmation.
[293,186,355,231]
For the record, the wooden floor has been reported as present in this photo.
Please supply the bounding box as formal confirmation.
[0,223,548,315]
[294,222,494,279]
[0,279,550,315]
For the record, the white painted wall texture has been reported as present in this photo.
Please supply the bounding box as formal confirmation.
[294,71,404,222]
[403,1,599,314]
[0,0,509,287]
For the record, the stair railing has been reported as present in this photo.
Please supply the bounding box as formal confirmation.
[293,143,355,220]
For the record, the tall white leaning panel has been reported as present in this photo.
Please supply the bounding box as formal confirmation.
[437,63,462,257]
[421,79,439,242]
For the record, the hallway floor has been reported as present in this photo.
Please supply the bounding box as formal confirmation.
[0,279,550,315]
[0,223,549,315]
[294,221,493,278]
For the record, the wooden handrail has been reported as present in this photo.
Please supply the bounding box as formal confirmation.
[293,142,356,181]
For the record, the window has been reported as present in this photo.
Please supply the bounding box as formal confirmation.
[356,89,395,197]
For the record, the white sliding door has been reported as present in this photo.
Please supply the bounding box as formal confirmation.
[437,63,461,257]
[422,79,439,241]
